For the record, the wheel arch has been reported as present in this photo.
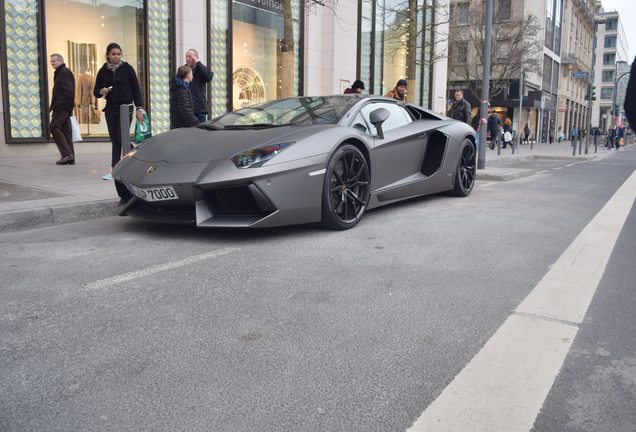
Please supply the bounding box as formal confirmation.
[339,138,371,175]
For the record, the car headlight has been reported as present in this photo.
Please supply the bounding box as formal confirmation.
[231,142,294,168]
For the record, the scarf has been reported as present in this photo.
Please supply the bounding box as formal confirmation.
[106,62,123,72]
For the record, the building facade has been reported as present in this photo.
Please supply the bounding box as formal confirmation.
[591,3,630,131]
[0,0,449,156]
[446,0,563,143]
[557,0,595,138]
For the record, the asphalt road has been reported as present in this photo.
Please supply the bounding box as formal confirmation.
[1,148,635,432]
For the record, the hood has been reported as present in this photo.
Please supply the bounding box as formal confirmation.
[132,124,332,163]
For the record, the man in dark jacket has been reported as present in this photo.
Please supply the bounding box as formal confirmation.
[448,89,471,124]
[344,80,365,94]
[624,56,636,131]
[487,113,501,149]
[170,66,199,129]
[185,49,213,123]
[49,54,76,165]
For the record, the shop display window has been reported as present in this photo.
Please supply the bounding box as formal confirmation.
[231,0,301,111]
[45,0,145,138]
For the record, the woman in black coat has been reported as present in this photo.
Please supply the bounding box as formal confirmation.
[93,42,144,179]
[170,65,199,129]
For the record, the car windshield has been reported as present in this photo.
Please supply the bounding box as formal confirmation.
[199,96,360,130]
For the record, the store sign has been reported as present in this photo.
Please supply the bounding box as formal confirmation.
[235,0,285,15]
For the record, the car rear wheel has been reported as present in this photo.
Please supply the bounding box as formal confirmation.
[320,144,370,230]
[449,139,476,197]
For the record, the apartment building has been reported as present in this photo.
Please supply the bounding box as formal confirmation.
[557,0,595,137]
[591,2,630,130]
[447,0,562,142]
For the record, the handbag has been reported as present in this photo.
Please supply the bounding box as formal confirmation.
[503,131,512,142]
[134,111,152,144]
[70,115,83,142]
[619,137,625,146]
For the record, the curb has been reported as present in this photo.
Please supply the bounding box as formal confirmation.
[0,199,119,233]
[477,168,535,182]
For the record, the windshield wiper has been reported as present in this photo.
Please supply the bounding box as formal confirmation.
[222,123,285,129]
[197,123,223,130]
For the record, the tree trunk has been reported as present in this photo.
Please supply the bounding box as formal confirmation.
[405,0,418,103]
[280,0,295,98]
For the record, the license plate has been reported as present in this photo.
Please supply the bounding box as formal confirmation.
[130,184,179,202]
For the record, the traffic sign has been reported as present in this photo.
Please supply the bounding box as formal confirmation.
[572,71,589,79]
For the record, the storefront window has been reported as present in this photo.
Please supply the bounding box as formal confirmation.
[231,0,301,111]
[359,0,434,108]
[209,0,228,118]
[44,0,145,138]
[2,0,44,139]
[147,0,172,134]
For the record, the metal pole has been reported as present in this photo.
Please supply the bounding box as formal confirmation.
[120,104,132,158]
[517,72,523,151]
[585,79,592,154]
[477,0,494,170]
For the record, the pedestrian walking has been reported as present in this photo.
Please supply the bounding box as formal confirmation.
[94,42,144,180]
[185,49,213,123]
[488,113,501,149]
[571,125,579,148]
[447,89,471,124]
[48,53,76,165]
[170,65,199,129]
[344,80,365,94]
[523,123,531,144]
[607,127,615,149]
[502,118,513,149]
[385,79,407,101]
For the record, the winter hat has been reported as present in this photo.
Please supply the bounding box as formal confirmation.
[352,80,365,90]
[396,79,408,87]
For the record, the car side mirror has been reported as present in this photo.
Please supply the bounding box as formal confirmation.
[369,107,390,139]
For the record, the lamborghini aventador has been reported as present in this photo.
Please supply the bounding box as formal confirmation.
[112,95,476,229]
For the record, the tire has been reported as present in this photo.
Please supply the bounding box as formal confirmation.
[320,144,370,230]
[449,139,476,197]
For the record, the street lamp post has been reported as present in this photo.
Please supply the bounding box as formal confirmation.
[477,0,494,170]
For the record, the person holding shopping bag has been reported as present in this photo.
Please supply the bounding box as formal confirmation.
[93,42,144,180]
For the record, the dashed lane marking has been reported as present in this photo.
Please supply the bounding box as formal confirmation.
[85,248,239,290]
[408,170,636,432]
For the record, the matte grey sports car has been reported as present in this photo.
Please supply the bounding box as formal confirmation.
[112,95,476,229]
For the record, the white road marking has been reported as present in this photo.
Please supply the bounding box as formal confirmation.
[408,170,636,432]
[565,163,577,167]
[85,247,239,290]
[553,166,564,170]
[536,170,548,174]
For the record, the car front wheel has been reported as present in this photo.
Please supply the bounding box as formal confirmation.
[449,138,476,197]
[320,144,370,230]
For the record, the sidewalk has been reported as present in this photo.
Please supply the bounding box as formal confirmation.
[0,139,627,232]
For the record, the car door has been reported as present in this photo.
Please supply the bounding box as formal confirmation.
[358,102,428,192]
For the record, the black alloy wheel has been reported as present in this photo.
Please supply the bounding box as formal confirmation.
[450,139,476,197]
[321,144,370,230]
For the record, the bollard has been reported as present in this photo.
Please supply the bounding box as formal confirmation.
[119,104,132,158]
[572,139,576,156]
[578,137,582,155]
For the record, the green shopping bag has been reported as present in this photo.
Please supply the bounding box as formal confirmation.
[134,111,152,144]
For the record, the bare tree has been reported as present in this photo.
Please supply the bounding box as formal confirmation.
[380,0,450,102]
[448,5,541,101]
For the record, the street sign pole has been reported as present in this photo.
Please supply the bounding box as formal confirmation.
[477,0,494,170]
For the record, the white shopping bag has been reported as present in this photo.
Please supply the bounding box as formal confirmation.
[70,115,83,142]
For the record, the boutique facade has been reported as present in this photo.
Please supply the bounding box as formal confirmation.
[0,0,447,156]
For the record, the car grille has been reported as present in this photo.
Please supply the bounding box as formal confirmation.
[205,184,275,216]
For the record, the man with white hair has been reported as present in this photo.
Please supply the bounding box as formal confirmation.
[184,49,213,123]
[49,53,76,165]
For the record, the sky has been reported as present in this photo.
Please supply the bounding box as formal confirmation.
[600,0,636,60]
